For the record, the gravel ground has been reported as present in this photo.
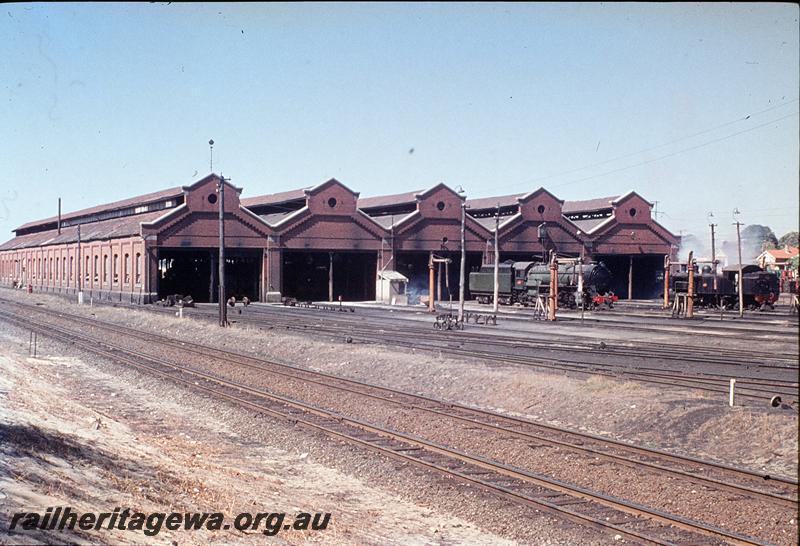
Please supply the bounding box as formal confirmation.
[1,289,797,545]
[0,322,604,545]
[6,299,797,545]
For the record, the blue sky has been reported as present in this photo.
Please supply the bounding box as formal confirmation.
[1,3,798,245]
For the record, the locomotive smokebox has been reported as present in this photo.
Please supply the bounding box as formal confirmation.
[585,263,613,295]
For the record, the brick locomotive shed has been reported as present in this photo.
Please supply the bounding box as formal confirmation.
[0,174,679,304]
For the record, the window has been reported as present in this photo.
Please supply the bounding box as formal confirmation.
[436,201,445,211]
[135,253,142,284]
[56,258,60,280]
[94,255,99,282]
[69,256,73,281]
[124,253,130,283]
[103,254,109,283]
[113,253,119,283]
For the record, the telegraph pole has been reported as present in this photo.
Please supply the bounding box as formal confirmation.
[458,201,466,322]
[77,224,83,305]
[733,208,744,318]
[428,252,435,313]
[708,212,717,291]
[578,237,585,324]
[492,203,500,313]
[218,174,228,327]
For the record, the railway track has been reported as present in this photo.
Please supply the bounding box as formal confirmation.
[1,307,791,546]
[3,300,796,502]
[330,298,800,339]
[130,299,799,373]
[219,303,800,368]
[155,303,798,403]
[11,294,794,403]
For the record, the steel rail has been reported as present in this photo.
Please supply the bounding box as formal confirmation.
[3,311,777,546]
[228,313,796,400]
[82,296,800,367]
[4,296,794,402]
[4,297,797,488]
[215,303,800,367]
[10,302,796,505]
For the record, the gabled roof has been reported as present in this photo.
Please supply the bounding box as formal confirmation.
[569,217,613,234]
[612,190,653,207]
[518,187,564,205]
[562,196,618,214]
[15,186,184,232]
[415,182,465,200]
[258,208,309,228]
[182,173,242,193]
[241,187,311,208]
[305,177,359,197]
[366,212,416,229]
[357,190,424,210]
[471,213,521,232]
[359,183,466,212]
[761,247,799,260]
[466,193,524,210]
[243,179,360,209]
[1,210,166,251]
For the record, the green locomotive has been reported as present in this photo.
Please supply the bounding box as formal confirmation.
[469,260,617,309]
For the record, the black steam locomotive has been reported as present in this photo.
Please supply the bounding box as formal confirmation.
[469,260,618,309]
[670,264,779,310]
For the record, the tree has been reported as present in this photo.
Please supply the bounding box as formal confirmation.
[741,224,778,253]
[778,231,799,248]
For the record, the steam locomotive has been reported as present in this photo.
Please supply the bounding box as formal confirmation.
[469,260,618,309]
[669,264,779,310]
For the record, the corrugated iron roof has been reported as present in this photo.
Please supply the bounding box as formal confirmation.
[377,270,408,281]
[466,194,524,210]
[1,210,165,251]
[357,190,423,210]
[763,247,799,260]
[241,188,311,208]
[471,216,502,232]
[15,186,184,232]
[562,196,618,214]
[363,212,416,229]
[567,217,611,234]
[257,208,309,227]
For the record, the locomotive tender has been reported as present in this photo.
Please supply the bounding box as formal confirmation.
[469,260,618,309]
[670,264,779,310]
